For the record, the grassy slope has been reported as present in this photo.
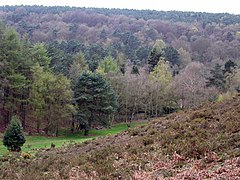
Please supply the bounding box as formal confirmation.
[0,95,240,179]
[0,121,146,155]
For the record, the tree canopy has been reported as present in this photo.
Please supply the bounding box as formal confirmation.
[74,72,117,135]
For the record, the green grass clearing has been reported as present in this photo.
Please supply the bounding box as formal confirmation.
[0,121,146,155]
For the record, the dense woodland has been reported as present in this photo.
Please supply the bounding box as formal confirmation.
[0,6,240,135]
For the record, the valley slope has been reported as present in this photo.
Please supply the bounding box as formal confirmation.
[1,94,240,179]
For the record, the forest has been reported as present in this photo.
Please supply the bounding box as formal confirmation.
[0,5,240,136]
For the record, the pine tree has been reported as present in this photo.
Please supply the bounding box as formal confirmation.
[74,72,117,135]
[148,39,166,72]
[3,116,26,152]
[163,46,180,66]
[207,64,226,91]
[0,28,28,127]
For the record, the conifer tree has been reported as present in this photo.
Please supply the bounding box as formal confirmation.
[148,39,165,72]
[96,56,120,75]
[74,72,117,135]
[3,116,25,152]
[0,28,28,126]
[207,64,226,91]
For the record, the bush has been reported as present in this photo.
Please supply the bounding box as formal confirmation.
[142,137,154,146]
[3,116,26,152]
[217,92,234,102]
[129,128,140,136]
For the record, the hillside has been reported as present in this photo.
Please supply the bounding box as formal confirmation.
[1,94,239,179]
[0,6,240,179]
[1,5,240,132]
[1,5,240,67]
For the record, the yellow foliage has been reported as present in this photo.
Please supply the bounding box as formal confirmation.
[217,92,234,102]
[21,152,32,159]
[236,31,240,37]
[190,26,198,32]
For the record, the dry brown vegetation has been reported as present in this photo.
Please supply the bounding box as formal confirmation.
[0,94,240,179]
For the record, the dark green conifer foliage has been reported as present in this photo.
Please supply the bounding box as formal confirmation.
[131,65,139,74]
[3,116,26,152]
[74,72,117,135]
[224,60,237,74]
[148,48,163,72]
[163,46,180,66]
[207,64,226,91]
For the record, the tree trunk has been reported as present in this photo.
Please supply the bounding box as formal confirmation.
[71,119,75,133]
[55,126,59,137]
[84,129,89,136]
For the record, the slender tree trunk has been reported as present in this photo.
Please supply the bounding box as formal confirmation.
[55,126,59,137]
[71,118,75,133]
[20,97,26,129]
[3,88,11,126]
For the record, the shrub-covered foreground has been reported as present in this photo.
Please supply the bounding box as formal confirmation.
[0,94,240,179]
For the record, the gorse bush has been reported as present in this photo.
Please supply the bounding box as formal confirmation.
[3,116,26,152]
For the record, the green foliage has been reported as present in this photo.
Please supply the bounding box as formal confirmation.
[31,43,51,69]
[236,31,240,37]
[150,59,172,85]
[163,46,180,66]
[3,116,25,152]
[0,121,146,155]
[74,72,118,133]
[178,48,192,68]
[96,56,120,75]
[116,53,127,74]
[1,5,240,143]
[153,39,166,53]
[217,92,234,102]
[226,68,240,92]
[30,64,75,135]
[69,52,89,87]
[207,64,226,91]
[231,69,240,92]
[47,42,72,75]
[224,60,237,74]
[85,44,108,72]
[0,27,29,126]
[148,39,166,72]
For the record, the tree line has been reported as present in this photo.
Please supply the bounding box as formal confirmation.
[0,24,118,136]
[1,5,240,25]
[0,6,240,135]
